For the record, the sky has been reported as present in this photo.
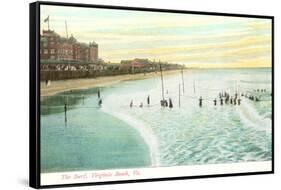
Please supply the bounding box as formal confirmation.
[41,5,272,68]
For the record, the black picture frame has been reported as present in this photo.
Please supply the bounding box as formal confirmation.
[30,1,274,189]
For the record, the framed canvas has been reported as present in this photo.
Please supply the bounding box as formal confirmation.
[29,1,274,188]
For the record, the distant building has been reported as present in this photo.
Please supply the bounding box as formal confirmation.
[89,42,98,63]
[120,58,152,69]
[119,58,182,71]
[40,30,98,63]
[40,30,60,60]
[57,37,73,61]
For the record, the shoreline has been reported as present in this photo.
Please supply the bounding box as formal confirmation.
[40,69,180,97]
[101,107,160,167]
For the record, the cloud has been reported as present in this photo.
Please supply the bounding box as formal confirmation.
[40,5,272,68]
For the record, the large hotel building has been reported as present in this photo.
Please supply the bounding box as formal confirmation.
[40,30,98,63]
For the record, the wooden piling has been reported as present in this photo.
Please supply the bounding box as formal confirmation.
[179,83,181,108]
[64,103,67,127]
[160,63,165,101]
[181,65,185,94]
[193,81,196,94]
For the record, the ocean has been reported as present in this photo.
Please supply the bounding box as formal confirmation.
[40,68,272,173]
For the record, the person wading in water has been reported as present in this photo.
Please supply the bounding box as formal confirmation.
[98,99,102,107]
[220,98,223,106]
[147,95,150,106]
[213,98,217,106]
[97,89,101,98]
[169,98,173,108]
[199,96,203,107]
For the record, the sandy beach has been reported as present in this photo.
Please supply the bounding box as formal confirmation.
[40,69,181,96]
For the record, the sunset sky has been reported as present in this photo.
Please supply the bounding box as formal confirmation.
[41,5,272,68]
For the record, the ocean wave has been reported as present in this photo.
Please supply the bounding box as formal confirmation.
[101,106,160,167]
[236,99,271,134]
[240,80,271,84]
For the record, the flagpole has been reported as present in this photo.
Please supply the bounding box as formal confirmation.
[65,20,68,38]
[160,61,165,101]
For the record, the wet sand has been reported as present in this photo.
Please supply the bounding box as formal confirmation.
[40,70,181,96]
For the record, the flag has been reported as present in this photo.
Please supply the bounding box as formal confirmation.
[44,16,49,23]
